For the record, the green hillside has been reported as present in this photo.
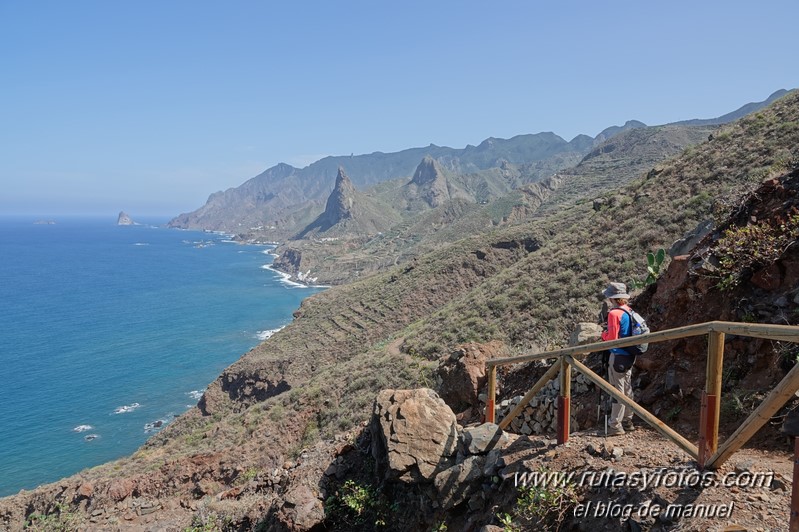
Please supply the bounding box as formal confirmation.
[134,91,799,467]
[3,91,798,532]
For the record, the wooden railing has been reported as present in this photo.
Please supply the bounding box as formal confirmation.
[485,321,799,469]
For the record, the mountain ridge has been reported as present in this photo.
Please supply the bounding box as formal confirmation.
[1,90,798,530]
[168,90,791,243]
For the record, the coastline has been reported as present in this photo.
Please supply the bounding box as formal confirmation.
[0,221,323,498]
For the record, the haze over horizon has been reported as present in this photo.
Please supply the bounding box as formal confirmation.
[1,1,797,217]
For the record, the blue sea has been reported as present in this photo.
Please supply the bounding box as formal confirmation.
[0,216,323,497]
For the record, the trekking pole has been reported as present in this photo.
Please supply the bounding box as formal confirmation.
[597,304,609,436]
[596,383,601,425]
[602,353,610,437]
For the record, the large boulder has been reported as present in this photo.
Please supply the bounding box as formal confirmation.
[370,389,458,483]
[568,323,604,347]
[437,341,509,413]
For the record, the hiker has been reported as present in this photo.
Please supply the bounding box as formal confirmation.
[600,282,636,436]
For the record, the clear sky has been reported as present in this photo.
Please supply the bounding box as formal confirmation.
[1,1,797,217]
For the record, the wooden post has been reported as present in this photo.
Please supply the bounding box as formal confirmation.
[565,354,699,459]
[707,359,799,469]
[791,439,799,532]
[486,364,497,424]
[557,358,571,444]
[699,331,724,468]
[498,362,560,430]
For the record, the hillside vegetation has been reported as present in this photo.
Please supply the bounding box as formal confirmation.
[144,91,799,467]
[1,91,798,530]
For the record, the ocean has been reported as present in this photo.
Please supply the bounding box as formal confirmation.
[0,216,323,497]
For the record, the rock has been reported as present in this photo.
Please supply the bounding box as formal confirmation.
[669,219,713,257]
[770,474,789,492]
[664,368,680,393]
[460,423,509,455]
[371,389,458,482]
[107,479,135,502]
[569,322,604,347]
[76,482,94,500]
[279,485,325,531]
[734,459,755,473]
[483,449,504,476]
[781,409,799,436]
[139,501,161,516]
[611,447,624,459]
[438,342,507,413]
[195,479,217,496]
[117,211,135,225]
[468,490,486,511]
[433,455,486,510]
[411,156,454,208]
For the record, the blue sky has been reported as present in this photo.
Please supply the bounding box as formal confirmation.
[1,1,797,217]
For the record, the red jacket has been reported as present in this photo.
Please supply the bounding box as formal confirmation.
[602,305,632,355]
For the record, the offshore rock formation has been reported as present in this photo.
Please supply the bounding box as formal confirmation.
[117,211,135,225]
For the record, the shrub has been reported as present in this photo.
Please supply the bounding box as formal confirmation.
[25,504,82,532]
[495,471,580,531]
[714,211,799,290]
[324,480,393,529]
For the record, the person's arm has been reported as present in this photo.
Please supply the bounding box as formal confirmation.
[598,301,609,327]
[601,309,622,341]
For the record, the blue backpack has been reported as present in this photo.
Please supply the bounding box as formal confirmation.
[620,308,650,356]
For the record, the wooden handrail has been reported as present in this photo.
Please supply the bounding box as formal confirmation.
[486,320,799,471]
[486,321,799,368]
[708,359,799,468]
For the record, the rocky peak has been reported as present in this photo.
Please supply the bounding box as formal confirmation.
[409,156,450,207]
[324,167,357,222]
[410,156,445,186]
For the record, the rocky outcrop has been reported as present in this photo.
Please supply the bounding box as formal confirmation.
[436,341,509,417]
[199,360,292,415]
[631,167,799,422]
[365,389,515,525]
[324,167,356,223]
[270,248,305,279]
[294,166,400,239]
[402,156,474,210]
[299,167,356,235]
[669,219,713,257]
[410,156,452,208]
[370,389,458,482]
[117,211,135,225]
